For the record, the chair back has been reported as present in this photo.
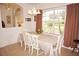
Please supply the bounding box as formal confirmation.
[31,35,39,49]
[26,33,33,46]
[56,35,63,55]
[21,31,30,46]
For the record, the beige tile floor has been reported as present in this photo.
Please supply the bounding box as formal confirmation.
[0,42,79,56]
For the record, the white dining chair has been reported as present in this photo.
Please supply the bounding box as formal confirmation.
[21,32,37,55]
[22,32,33,55]
[22,32,29,51]
[18,32,23,47]
[18,28,26,47]
[52,35,63,56]
[22,32,47,56]
[29,34,45,56]
[27,33,34,55]
[30,35,39,55]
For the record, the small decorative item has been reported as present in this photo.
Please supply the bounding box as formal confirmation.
[18,24,21,27]
[36,29,42,34]
[6,16,11,24]
[25,18,31,21]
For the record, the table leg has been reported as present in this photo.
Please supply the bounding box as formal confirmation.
[49,45,54,56]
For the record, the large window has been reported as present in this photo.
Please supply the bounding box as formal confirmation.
[42,8,66,35]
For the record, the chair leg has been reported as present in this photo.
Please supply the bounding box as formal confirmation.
[77,48,79,55]
[55,51,58,56]
[24,45,26,51]
[20,41,23,47]
[31,46,33,55]
[36,49,38,56]
[72,44,77,52]
[44,51,47,56]
[72,47,76,52]
[58,48,61,56]
[28,46,31,55]
[49,46,54,56]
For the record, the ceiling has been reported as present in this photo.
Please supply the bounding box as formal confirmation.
[18,3,69,9]
[0,3,70,10]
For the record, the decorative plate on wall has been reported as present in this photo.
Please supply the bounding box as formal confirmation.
[25,18,31,21]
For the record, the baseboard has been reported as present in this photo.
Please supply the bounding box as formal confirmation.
[0,41,18,48]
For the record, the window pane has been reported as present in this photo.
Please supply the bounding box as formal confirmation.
[42,8,65,34]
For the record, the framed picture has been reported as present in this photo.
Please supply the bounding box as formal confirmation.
[6,16,11,24]
[25,18,31,21]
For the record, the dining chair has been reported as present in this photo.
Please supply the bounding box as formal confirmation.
[23,32,48,56]
[22,32,33,55]
[21,32,37,55]
[30,34,40,55]
[27,33,34,55]
[18,32,23,47]
[72,39,79,54]
[22,32,29,51]
[18,28,25,47]
[30,34,46,56]
[53,35,63,56]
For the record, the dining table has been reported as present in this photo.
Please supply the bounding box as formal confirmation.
[27,32,58,55]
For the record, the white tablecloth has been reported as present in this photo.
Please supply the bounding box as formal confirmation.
[39,34,58,55]
[28,32,58,55]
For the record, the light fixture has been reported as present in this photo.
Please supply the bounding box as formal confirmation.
[7,3,10,10]
[28,8,40,16]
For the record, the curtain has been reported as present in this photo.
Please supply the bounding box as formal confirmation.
[34,10,43,33]
[64,4,79,48]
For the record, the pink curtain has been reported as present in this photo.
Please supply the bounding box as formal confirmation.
[64,4,79,48]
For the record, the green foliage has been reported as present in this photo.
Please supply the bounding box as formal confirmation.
[43,19,64,34]
[46,20,53,27]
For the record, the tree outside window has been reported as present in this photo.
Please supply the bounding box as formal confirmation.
[42,9,65,35]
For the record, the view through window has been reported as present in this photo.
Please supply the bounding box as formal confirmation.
[42,7,66,35]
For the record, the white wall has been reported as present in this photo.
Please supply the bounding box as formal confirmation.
[18,4,36,32]
[0,27,20,48]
